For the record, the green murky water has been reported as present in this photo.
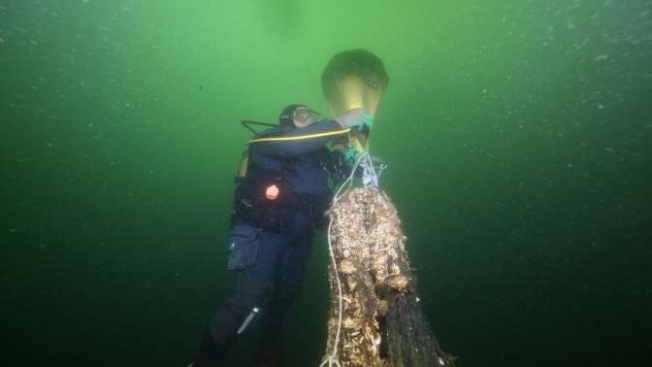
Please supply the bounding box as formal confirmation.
[2,1,650,366]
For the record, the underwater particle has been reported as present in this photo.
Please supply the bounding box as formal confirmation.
[594,54,609,61]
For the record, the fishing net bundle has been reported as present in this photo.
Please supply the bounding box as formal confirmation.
[320,177,455,367]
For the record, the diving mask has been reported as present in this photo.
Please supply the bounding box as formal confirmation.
[293,107,321,123]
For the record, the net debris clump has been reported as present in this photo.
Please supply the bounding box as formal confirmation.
[322,187,455,367]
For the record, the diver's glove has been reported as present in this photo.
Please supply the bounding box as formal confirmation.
[335,108,373,129]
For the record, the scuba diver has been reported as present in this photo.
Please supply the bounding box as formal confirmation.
[192,104,371,367]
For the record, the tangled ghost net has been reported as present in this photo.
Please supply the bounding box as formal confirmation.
[320,157,455,367]
[320,50,454,366]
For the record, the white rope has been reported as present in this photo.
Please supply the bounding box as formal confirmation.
[320,151,386,366]
[360,153,387,187]
[319,215,343,367]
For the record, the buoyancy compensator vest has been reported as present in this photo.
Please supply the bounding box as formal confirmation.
[232,157,297,232]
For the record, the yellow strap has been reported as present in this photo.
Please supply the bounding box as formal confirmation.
[351,135,370,155]
[248,128,351,144]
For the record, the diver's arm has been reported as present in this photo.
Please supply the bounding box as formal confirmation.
[251,120,348,157]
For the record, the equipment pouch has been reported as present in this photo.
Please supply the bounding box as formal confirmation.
[227,224,259,271]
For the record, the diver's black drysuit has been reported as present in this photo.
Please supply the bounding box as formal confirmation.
[193,120,349,366]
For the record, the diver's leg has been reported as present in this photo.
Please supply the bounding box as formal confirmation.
[257,221,315,363]
[194,228,284,366]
